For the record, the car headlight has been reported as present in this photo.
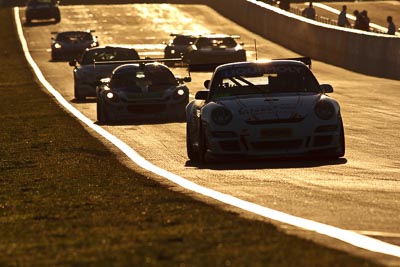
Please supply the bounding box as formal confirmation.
[315,100,335,120]
[211,107,232,125]
[173,88,186,99]
[105,91,119,102]
[54,43,62,49]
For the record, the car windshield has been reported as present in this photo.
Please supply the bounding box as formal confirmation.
[80,48,139,65]
[173,36,197,45]
[57,32,92,43]
[195,37,237,49]
[209,63,320,100]
[110,65,178,92]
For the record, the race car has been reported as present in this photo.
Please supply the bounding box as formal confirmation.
[186,58,345,162]
[70,46,140,101]
[185,34,246,67]
[25,0,60,24]
[96,61,191,124]
[51,30,99,61]
[163,33,199,65]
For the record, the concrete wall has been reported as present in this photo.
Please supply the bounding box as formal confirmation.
[204,0,400,80]
[4,0,399,80]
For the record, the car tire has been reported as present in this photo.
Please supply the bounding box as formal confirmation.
[54,10,61,23]
[74,86,85,102]
[186,124,199,161]
[51,51,59,61]
[335,119,346,158]
[97,100,108,125]
[198,124,208,163]
[323,118,345,159]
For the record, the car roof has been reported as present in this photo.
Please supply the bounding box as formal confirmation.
[197,34,240,39]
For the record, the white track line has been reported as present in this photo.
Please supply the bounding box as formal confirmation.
[14,7,400,258]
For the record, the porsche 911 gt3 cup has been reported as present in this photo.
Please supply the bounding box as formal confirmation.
[51,30,99,61]
[96,61,191,124]
[70,46,140,101]
[185,34,246,67]
[186,58,345,162]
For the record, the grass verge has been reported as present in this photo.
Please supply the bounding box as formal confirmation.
[0,7,385,267]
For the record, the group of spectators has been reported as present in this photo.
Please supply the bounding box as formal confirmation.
[301,2,397,35]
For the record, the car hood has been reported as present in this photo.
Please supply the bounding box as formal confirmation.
[218,94,321,122]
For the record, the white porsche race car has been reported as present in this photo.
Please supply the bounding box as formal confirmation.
[186,58,345,162]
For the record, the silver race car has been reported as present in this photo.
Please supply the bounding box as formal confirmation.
[185,34,246,67]
[70,46,140,101]
[96,61,191,124]
[186,58,345,162]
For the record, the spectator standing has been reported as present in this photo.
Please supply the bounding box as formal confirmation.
[387,16,396,35]
[302,2,316,20]
[338,5,350,27]
[353,10,361,29]
[359,10,370,31]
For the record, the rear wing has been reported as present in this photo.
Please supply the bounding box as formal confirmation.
[188,62,224,72]
[51,29,96,35]
[188,57,312,73]
[273,56,312,69]
[92,57,183,66]
[69,57,184,68]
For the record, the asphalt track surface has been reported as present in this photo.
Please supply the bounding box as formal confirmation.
[18,3,400,266]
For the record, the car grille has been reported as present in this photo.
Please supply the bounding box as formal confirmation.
[251,139,303,151]
[127,104,166,114]
[245,117,304,125]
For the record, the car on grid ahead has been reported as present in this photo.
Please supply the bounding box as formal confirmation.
[25,0,60,24]
[96,61,191,124]
[51,30,99,61]
[163,33,199,65]
[185,34,246,67]
[70,46,140,101]
[185,58,345,162]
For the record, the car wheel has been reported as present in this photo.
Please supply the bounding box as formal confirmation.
[51,51,59,61]
[54,10,61,23]
[335,119,346,158]
[186,124,199,161]
[198,124,208,163]
[323,118,345,159]
[97,99,108,125]
[74,86,85,102]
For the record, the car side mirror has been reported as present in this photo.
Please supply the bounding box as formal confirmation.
[204,80,210,89]
[69,59,77,67]
[177,76,191,84]
[320,84,333,93]
[195,90,209,100]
